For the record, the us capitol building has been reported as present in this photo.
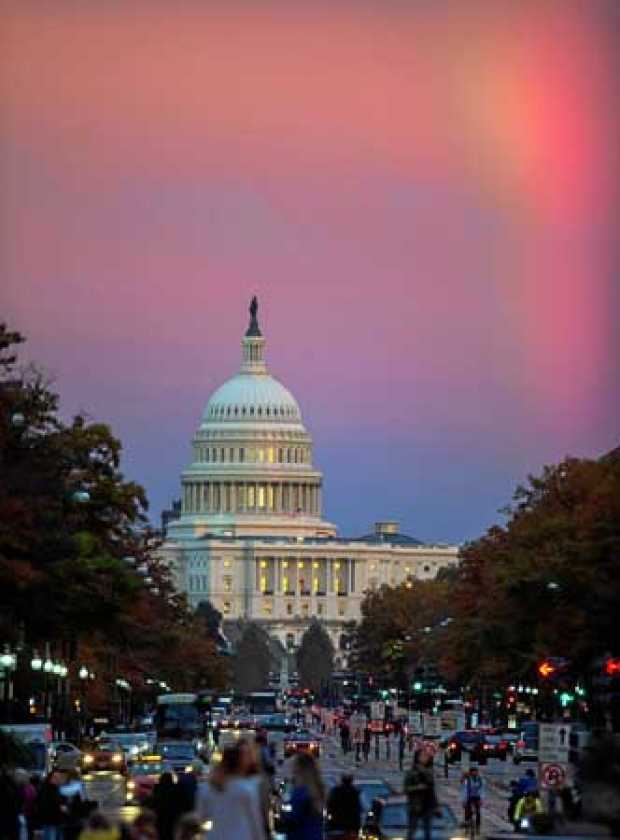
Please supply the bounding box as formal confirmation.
[161,299,458,657]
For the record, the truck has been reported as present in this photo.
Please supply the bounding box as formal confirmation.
[1,723,53,777]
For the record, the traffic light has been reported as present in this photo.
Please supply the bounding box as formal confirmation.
[538,660,556,678]
[412,681,423,692]
[538,657,569,679]
[604,657,620,676]
[559,692,574,708]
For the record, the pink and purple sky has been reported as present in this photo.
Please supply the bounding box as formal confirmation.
[2,0,618,542]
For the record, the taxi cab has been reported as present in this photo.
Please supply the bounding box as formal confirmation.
[126,755,174,804]
[82,740,127,774]
[283,729,320,758]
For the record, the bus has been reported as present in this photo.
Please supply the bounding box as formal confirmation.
[0,723,53,777]
[244,691,279,715]
[155,693,205,742]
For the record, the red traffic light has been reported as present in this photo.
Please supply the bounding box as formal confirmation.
[604,658,620,676]
[538,660,556,678]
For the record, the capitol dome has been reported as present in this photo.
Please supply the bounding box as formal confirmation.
[202,373,302,426]
[169,297,337,540]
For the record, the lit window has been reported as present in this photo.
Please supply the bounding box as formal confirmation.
[334,561,340,570]
[223,601,231,614]
[302,603,309,618]
[258,449,265,462]
[313,577,319,592]
[282,560,288,569]
[313,561,319,569]
[282,576,289,593]
[263,601,273,615]
[405,566,411,574]
[260,576,267,593]
[267,447,275,463]
[370,563,376,571]
[223,576,232,593]
[298,561,304,569]
[267,485,274,510]
[258,486,265,508]
[260,560,267,569]
[248,486,255,507]
[224,559,231,568]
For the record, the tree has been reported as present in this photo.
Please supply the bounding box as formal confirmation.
[196,600,224,642]
[233,623,273,693]
[297,619,334,694]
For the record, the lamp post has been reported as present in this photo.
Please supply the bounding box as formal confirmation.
[0,645,17,723]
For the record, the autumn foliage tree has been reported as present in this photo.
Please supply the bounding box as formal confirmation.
[0,322,229,721]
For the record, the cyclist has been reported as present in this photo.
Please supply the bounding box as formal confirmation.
[460,767,484,833]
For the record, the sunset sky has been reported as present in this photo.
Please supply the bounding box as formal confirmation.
[2,0,619,542]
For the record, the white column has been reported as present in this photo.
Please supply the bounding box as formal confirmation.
[230,482,237,513]
[207,482,213,512]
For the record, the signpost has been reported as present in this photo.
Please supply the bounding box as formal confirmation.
[538,723,570,789]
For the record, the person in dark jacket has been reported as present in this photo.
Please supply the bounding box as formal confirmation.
[286,752,324,840]
[326,774,361,837]
[152,771,183,840]
[0,769,21,840]
[403,751,437,840]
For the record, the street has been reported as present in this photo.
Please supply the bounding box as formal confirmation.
[92,727,519,834]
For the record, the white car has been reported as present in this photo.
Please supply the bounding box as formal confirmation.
[51,741,82,769]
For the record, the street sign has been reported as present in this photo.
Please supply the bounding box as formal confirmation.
[539,723,570,763]
[408,711,423,733]
[540,762,567,789]
[422,714,441,737]
[370,701,385,721]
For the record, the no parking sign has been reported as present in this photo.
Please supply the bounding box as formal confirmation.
[540,762,567,789]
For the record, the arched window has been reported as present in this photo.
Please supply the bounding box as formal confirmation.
[242,406,247,415]
[258,407,262,416]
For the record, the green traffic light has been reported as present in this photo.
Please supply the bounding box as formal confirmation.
[559,691,574,707]
[413,681,423,692]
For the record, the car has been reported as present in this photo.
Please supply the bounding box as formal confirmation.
[283,730,320,758]
[483,733,509,761]
[353,779,393,814]
[361,797,458,839]
[51,741,82,770]
[102,731,152,760]
[82,741,127,773]
[126,755,175,804]
[256,713,294,733]
[156,741,197,772]
[445,731,487,764]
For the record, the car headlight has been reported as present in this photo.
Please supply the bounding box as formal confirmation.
[201,820,213,831]
[130,745,139,755]
[83,754,94,764]
[127,780,135,789]
[185,765,193,772]
[112,754,122,763]
[281,804,292,813]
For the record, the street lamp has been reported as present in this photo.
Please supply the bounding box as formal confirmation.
[31,653,43,671]
[79,666,89,680]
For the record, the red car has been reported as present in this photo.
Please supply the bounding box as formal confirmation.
[126,756,175,804]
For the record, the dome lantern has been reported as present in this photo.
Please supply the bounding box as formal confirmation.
[240,295,267,374]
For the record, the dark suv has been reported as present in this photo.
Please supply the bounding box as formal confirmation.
[445,731,488,764]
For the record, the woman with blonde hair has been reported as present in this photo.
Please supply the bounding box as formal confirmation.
[285,752,325,840]
[196,744,265,840]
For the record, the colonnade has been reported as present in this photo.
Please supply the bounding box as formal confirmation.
[255,556,356,595]
[182,480,321,516]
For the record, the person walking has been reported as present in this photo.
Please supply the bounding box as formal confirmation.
[374,732,380,761]
[152,772,183,840]
[285,752,325,840]
[398,731,406,772]
[326,773,361,840]
[403,750,437,840]
[362,727,371,762]
[196,744,265,840]
[460,767,484,833]
[35,771,67,840]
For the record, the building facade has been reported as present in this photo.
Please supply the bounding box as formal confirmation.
[161,300,459,657]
